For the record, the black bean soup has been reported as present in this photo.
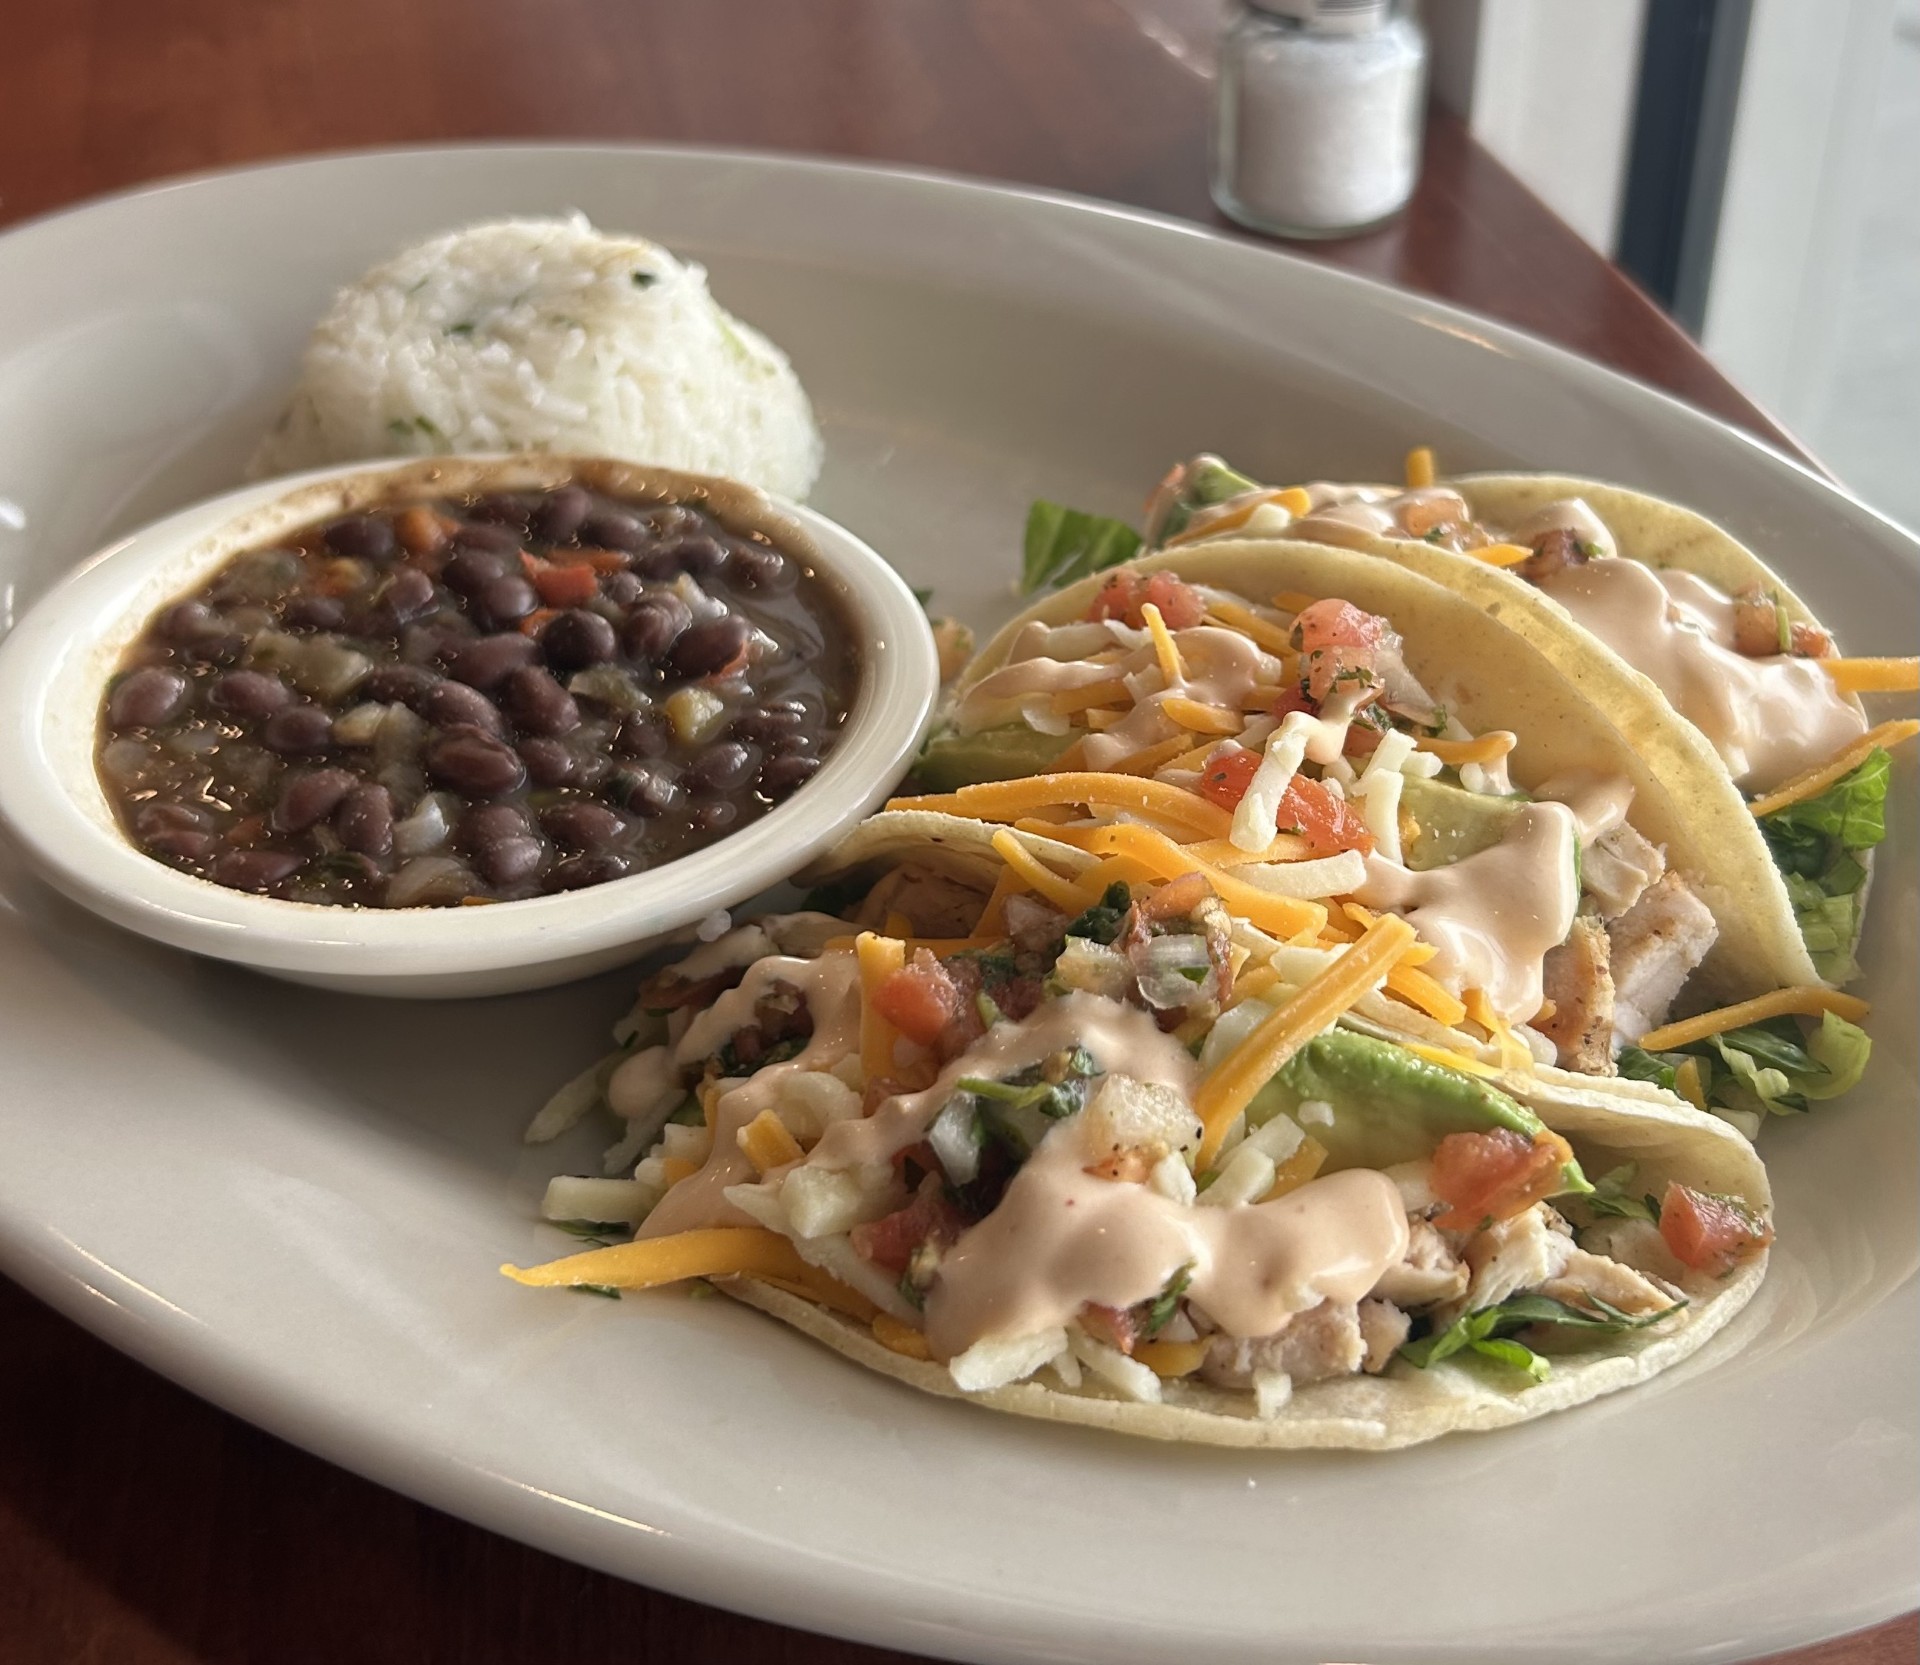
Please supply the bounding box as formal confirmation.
[98,481,858,906]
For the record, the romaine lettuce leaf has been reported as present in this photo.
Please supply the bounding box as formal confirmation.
[1621,1011,1872,1128]
[1021,500,1141,592]
[1759,749,1891,981]
[1398,1290,1682,1384]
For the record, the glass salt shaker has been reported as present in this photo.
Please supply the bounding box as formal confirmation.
[1212,0,1428,239]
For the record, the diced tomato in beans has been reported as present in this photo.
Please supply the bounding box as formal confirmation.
[1658,1182,1773,1275]
[1429,1128,1570,1232]
[873,950,961,1047]
[521,553,601,609]
[1086,570,1206,630]
[851,1180,970,1272]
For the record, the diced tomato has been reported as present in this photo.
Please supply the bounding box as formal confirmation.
[1276,777,1375,856]
[851,1179,970,1272]
[872,949,961,1047]
[1293,598,1387,654]
[521,552,600,608]
[1270,685,1316,721]
[1342,721,1383,758]
[1078,1302,1140,1355]
[1141,870,1213,922]
[1085,570,1205,630]
[1197,747,1260,809]
[1140,572,1206,629]
[1429,1128,1572,1232]
[1658,1183,1773,1276]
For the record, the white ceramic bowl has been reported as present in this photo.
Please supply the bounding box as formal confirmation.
[0,454,938,997]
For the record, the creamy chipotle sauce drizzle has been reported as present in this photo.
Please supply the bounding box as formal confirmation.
[924,1139,1407,1359]
[1536,559,1864,793]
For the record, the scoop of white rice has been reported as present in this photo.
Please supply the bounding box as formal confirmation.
[252,216,823,500]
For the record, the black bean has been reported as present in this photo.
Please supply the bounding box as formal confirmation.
[501,666,580,736]
[426,726,525,796]
[183,631,247,668]
[444,547,508,596]
[623,593,692,660]
[157,600,218,642]
[760,752,822,794]
[364,663,438,706]
[768,729,816,757]
[471,492,533,530]
[108,667,190,728]
[544,851,632,891]
[540,609,617,672]
[689,800,739,834]
[474,574,538,630]
[146,828,219,863]
[730,703,805,743]
[211,670,292,718]
[533,485,593,544]
[447,522,523,556]
[458,802,531,849]
[726,544,789,590]
[133,801,207,837]
[665,534,729,579]
[519,737,578,786]
[541,800,625,850]
[602,571,645,608]
[443,632,538,689]
[667,615,751,680]
[422,679,504,735]
[483,836,548,886]
[208,848,305,892]
[579,508,646,551]
[615,713,672,759]
[371,566,437,627]
[324,514,396,559]
[336,783,394,856]
[259,703,334,756]
[621,768,682,818]
[274,767,358,832]
[682,740,757,795]
[284,594,348,630]
[643,503,707,539]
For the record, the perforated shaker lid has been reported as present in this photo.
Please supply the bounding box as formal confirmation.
[1246,0,1391,34]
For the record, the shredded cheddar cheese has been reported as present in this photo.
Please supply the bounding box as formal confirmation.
[870,1311,934,1359]
[1385,963,1469,1028]
[1107,733,1198,777]
[750,1268,880,1322]
[738,1108,805,1175]
[1471,542,1536,567]
[989,828,1104,914]
[1080,823,1327,939]
[972,866,1023,935]
[1818,657,1920,694]
[1134,1337,1210,1377]
[1260,1133,1328,1201]
[1465,988,1534,1073]
[1195,916,1418,1167]
[1141,601,1186,684]
[1404,446,1436,489]
[1203,599,1297,655]
[1271,589,1319,616]
[1415,731,1518,766]
[1637,987,1870,1054]
[1672,1056,1709,1114]
[502,1226,808,1290]
[660,1155,701,1185]
[1050,677,1133,715]
[889,774,1233,840]
[856,931,906,1080]
[1747,720,1920,818]
[1161,695,1243,735]
[1400,1041,1500,1080]
[1162,487,1314,548]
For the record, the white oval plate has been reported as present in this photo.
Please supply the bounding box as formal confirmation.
[0,146,1913,1665]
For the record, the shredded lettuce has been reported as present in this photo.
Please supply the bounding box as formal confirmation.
[1585,1164,1661,1224]
[1759,749,1892,982]
[1621,1010,1872,1128]
[1399,1290,1683,1385]
[1021,500,1141,592]
[1147,454,1264,544]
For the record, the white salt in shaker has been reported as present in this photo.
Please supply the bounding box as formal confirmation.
[1212,0,1428,239]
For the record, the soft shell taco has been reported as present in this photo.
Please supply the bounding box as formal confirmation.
[1127,454,1919,996]
[910,541,1872,1133]
[505,815,1772,1450]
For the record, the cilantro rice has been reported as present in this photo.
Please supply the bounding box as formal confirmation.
[252,216,823,500]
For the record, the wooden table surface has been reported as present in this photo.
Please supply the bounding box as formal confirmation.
[1,3,1911,1662]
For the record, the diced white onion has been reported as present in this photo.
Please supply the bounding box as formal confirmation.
[540,1175,652,1225]
[948,1327,1070,1392]
[1019,698,1071,736]
[1254,1369,1294,1420]
[1243,1112,1306,1166]
[1148,1151,1198,1204]
[1068,1327,1163,1403]
[1199,1143,1276,1208]
[1401,748,1444,778]
[1362,729,1417,779]
[1296,1099,1335,1128]
[1359,767,1405,864]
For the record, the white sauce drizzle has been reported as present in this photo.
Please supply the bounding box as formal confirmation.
[1535,559,1864,793]
[1354,802,1581,1023]
[924,1138,1407,1359]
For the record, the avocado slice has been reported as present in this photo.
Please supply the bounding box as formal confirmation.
[1399,775,1527,872]
[1249,1028,1589,1194]
[915,723,1077,791]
